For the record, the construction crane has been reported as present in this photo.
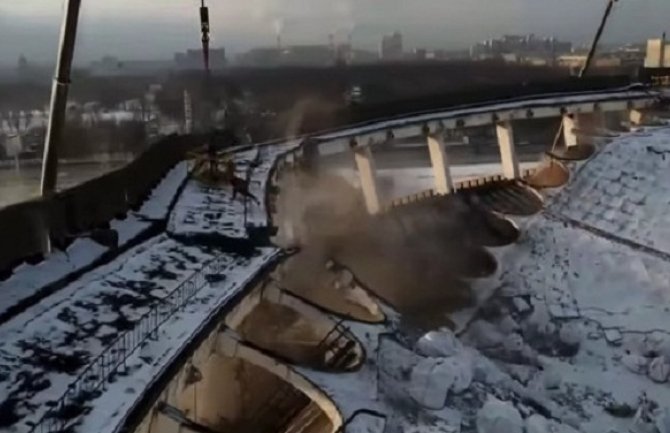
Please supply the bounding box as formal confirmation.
[200,0,211,76]
[579,0,619,78]
[549,0,619,152]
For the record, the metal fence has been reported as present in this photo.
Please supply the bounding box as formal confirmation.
[29,255,229,433]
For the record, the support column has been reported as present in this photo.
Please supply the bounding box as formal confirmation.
[353,146,382,214]
[562,114,579,148]
[629,109,646,126]
[427,134,454,195]
[496,121,520,180]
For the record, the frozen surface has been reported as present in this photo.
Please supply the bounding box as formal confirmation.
[0,235,226,432]
[110,215,152,244]
[0,239,108,320]
[169,141,300,238]
[168,179,248,238]
[70,248,280,433]
[0,138,295,433]
[550,127,670,256]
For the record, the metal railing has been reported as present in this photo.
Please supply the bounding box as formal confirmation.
[28,255,229,433]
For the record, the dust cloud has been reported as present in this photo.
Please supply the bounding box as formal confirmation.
[275,166,519,330]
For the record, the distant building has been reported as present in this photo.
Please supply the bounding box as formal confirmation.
[89,56,173,77]
[174,48,226,70]
[645,38,670,68]
[470,34,572,64]
[381,32,403,61]
[237,45,336,67]
[557,54,622,70]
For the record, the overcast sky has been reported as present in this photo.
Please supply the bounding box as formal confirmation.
[0,0,668,65]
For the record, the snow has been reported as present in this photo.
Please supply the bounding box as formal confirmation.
[0,238,109,321]
[416,328,462,358]
[70,248,280,433]
[0,138,298,433]
[110,215,152,244]
[476,396,523,433]
[648,356,670,383]
[135,161,189,221]
[409,358,453,409]
[168,141,300,238]
[550,126,670,256]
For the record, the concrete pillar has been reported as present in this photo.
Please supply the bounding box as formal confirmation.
[353,146,382,214]
[427,134,454,195]
[562,114,579,148]
[496,121,520,180]
[629,109,646,126]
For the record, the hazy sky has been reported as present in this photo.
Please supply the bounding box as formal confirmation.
[0,0,668,65]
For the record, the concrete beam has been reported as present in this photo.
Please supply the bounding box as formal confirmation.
[427,134,454,195]
[496,121,520,180]
[353,146,382,214]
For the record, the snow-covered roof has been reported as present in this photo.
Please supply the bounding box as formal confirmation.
[0,140,297,433]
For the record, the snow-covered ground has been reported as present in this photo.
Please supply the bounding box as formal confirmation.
[6,118,670,433]
[0,140,289,433]
[168,141,300,239]
[0,160,189,325]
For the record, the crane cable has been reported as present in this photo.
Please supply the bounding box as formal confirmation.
[549,0,619,154]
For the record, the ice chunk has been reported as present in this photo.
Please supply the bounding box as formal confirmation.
[622,353,649,375]
[417,328,462,358]
[409,355,473,409]
[409,358,453,409]
[476,396,523,433]
[525,414,550,433]
[648,356,670,383]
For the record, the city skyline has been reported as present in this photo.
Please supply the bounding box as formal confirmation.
[0,0,669,65]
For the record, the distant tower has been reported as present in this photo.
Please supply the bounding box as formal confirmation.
[661,32,667,67]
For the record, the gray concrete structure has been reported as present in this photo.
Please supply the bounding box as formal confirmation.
[353,145,382,214]
[427,134,454,194]
[496,121,521,180]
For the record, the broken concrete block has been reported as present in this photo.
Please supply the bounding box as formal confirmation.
[622,353,649,375]
[648,357,670,383]
[604,329,623,346]
[476,396,523,433]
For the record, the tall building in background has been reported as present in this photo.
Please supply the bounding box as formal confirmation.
[645,36,669,68]
[381,32,403,61]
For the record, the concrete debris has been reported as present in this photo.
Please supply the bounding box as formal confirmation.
[409,358,453,410]
[542,368,562,390]
[512,297,531,313]
[476,396,523,433]
[655,408,670,433]
[622,353,650,375]
[525,414,550,433]
[648,357,670,383]
[604,329,623,346]
[467,320,505,349]
[417,328,462,358]
[498,316,520,335]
